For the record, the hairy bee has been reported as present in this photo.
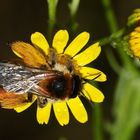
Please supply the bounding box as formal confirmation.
[0,48,84,108]
[0,43,101,109]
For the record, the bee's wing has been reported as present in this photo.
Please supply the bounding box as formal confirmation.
[0,62,35,88]
[0,88,30,109]
[4,72,59,96]
[0,62,62,106]
[0,62,46,93]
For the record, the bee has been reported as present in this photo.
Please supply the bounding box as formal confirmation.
[0,62,82,108]
[0,45,101,109]
[0,46,84,109]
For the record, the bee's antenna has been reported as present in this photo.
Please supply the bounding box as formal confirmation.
[80,91,90,101]
[80,90,94,106]
[82,73,101,82]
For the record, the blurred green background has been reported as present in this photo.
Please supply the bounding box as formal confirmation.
[0,0,140,140]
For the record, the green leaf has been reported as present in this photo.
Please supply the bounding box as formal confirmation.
[111,68,140,140]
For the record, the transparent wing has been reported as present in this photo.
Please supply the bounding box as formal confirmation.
[0,62,60,97]
[0,62,35,86]
[0,62,45,93]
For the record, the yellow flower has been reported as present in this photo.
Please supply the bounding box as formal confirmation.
[129,26,140,58]
[12,30,106,126]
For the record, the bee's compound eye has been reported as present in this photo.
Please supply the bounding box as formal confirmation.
[51,77,66,98]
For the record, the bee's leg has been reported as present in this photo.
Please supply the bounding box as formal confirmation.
[67,59,74,73]
[48,48,57,66]
[27,93,33,102]
[37,96,48,108]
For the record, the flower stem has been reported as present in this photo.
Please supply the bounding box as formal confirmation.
[105,48,122,74]
[47,0,58,40]
[99,28,125,46]
[101,0,119,32]
[92,104,103,140]
[101,1,139,140]
[101,0,134,71]
[68,0,80,18]
[68,0,80,34]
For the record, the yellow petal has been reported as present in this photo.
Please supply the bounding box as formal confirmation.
[12,50,23,58]
[67,97,88,123]
[31,32,49,55]
[131,44,140,49]
[83,83,104,103]
[79,67,107,82]
[12,41,46,68]
[130,31,140,38]
[74,42,101,66]
[36,103,51,125]
[14,96,37,113]
[53,101,69,126]
[64,32,89,57]
[52,30,69,53]
[129,38,140,45]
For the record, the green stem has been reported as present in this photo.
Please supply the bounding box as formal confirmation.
[101,0,134,71]
[101,1,139,140]
[93,104,103,140]
[99,28,125,46]
[47,0,58,40]
[101,0,119,32]
[105,48,122,74]
[68,0,80,34]
[68,0,80,18]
